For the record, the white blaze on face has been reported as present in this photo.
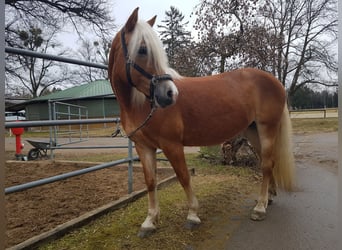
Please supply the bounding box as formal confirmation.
[167,80,179,103]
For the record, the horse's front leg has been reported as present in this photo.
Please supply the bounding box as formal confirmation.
[135,143,159,237]
[162,144,201,229]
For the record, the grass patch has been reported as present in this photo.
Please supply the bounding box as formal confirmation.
[291,117,338,133]
[38,164,258,250]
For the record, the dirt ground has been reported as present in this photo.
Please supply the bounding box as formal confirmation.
[4,135,198,248]
[4,159,174,248]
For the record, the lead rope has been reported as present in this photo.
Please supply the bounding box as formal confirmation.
[124,77,158,139]
[124,105,157,139]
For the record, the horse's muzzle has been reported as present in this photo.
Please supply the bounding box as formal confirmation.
[154,80,178,108]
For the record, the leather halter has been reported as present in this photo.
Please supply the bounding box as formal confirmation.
[120,29,173,107]
[120,29,174,138]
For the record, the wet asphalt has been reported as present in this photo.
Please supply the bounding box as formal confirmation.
[224,132,338,250]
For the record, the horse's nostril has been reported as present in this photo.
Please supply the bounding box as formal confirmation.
[167,90,173,98]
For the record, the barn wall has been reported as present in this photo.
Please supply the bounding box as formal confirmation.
[25,98,120,120]
[25,103,50,120]
[74,98,120,118]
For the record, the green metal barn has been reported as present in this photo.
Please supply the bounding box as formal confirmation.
[16,80,120,120]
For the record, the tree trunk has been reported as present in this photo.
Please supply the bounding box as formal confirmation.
[221,135,259,167]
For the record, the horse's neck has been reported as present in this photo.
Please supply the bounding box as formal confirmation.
[113,80,133,109]
[113,80,149,129]
[115,77,151,108]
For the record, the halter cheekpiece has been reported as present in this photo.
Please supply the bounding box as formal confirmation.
[121,29,173,108]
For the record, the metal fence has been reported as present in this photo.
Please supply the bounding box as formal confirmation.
[289,108,338,119]
[48,101,89,158]
[4,47,140,195]
[5,47,107,69]
[5,118,136,194]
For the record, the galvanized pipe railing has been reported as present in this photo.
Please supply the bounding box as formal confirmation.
[5,156,138,195]
[5,118,120,128]
[5,118,139,194]
[4,48,138,195]
[5,47,108,69]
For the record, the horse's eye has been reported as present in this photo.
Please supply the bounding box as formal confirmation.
[138,46,147,55]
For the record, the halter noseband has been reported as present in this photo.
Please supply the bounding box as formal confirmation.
[121,29,173,107]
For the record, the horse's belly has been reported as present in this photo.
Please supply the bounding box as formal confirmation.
[182,117,250,146]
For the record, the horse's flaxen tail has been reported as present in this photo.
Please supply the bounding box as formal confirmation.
[273,104,295,192]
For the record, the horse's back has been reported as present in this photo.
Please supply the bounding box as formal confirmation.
[176,68,286,118]
[170,68,286,146]
[178,68,285,98]
[228,68,286,124]
[222,68,285,99]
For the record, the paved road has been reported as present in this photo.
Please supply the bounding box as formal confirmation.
[224,132,338,250]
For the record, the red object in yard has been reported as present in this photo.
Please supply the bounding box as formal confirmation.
[10,122,25,157]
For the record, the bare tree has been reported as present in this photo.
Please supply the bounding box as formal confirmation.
[5,0,116,97]
[5,0,115,39]
[193,0,257,74]
[5,22,72,97]
[181,41,218,77]
[193,0,337,97]
[259,0,337,98]
[239,25,280,72]
[74,38,111,83]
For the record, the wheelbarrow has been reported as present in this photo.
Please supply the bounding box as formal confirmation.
[26,140,56,160]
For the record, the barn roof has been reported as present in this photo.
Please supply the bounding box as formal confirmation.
[6,80,115,111]
[33,80,114,101]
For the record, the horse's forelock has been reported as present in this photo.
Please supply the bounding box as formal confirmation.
[128,21,170,74]
[126,20,182,108]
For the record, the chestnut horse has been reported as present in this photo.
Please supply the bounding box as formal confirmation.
[108,8,295,237]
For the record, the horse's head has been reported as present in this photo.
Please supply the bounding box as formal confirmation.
[109,8,179,108]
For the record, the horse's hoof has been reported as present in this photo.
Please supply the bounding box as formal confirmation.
[250,210,266,221]
[137,228,156,238]
[184,220,201,230]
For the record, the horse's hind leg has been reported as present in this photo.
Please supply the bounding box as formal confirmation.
[134,143,159,237]
[268,176,277,204]
[244,125,277,205]
[250,123,279,221]
[162,144,201,229]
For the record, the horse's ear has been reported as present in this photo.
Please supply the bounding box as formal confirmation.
[125,7,139,33]
[147,15,157,27]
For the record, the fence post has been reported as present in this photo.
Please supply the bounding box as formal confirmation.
[1,2,6,247]
[128,139,133,194]
[48,101,55,159]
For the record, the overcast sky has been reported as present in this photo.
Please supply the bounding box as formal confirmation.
[59,1,199,51]
[112,0,198,27]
